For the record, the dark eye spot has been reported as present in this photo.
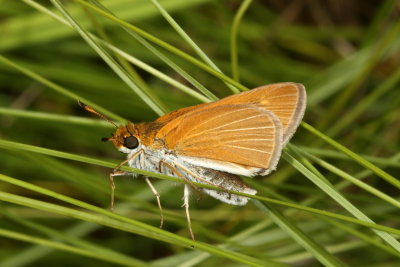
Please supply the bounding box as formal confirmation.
[123,136,139,149]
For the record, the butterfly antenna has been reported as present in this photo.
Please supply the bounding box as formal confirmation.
[78,100,118,128]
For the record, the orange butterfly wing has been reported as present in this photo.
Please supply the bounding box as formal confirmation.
[155,104,203,125]
[156,82,305,145]
[156,104,283,176]
[154,82,305,176]
[203,82,306,145]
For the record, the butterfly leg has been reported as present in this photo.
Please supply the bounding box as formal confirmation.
[109,171,127,210]
[159,160,197,240]
[109,149,143,209]
[183,184,195,241]
[144,177,164,228]
[159,160,202,201]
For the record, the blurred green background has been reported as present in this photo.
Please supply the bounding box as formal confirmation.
[0,0,399,266]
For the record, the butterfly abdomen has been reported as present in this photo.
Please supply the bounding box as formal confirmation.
[194,167,257,206]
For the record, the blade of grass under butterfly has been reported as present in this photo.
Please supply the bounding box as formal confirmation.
[1,139,400,237]
[50,0,167,116]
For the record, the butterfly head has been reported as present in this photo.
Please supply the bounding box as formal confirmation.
[78,101,141,154]
[102,122,141,154]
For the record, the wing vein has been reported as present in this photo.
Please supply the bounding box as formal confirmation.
[224,144,272,154]
[225,138,274,142]
[188,107,249,131]
[211,126,275,133]
[198,114,265,134]
[265,93,298,99]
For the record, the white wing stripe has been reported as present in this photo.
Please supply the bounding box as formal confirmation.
[201,114,265,133]
[213,126,275,133]
[265,93,298,99]
[266,109,296,112]
[260,104,296,107]
[224,133,275,136]
[224,144,272,154]
[225,138,274,142]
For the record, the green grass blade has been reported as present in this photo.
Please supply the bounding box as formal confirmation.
[87,0,218,102]
[51,0,167,116]
[1,139,400,237]
[150,0,240,94]
[0,107,113,127]
[0,222,98,267]
[0,228,152,267]
[22,0,212,104]
[103,43,212,103]
[253,201,346,267]
[72,0,248,92]
[283,149,400,253]
[0,172,277,267]
[230,0,253,82]
[298,146,400,168]
[7,0,213,52]
[302,122,400,189]
[301,150,400,209]
[319,217,400,258]
[1,208,156,265]
[0,55,125,123]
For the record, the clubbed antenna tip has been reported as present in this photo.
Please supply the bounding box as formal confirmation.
[78,100,118,128]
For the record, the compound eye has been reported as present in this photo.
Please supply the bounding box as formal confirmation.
[123,136,139,149]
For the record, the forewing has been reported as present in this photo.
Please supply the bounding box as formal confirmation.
[155,82,305,145]
[156,104,283,176]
